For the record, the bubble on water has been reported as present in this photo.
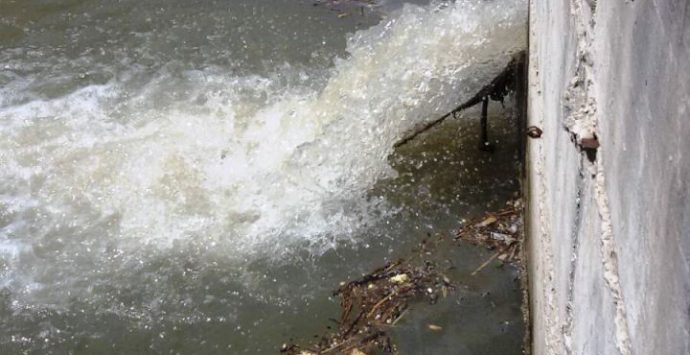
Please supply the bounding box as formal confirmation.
[0,0,526,309]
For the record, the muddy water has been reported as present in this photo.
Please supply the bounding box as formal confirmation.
[0,0,526,353]
[383,110,524,354]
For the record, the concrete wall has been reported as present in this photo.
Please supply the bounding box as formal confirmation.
[526,1,690,354]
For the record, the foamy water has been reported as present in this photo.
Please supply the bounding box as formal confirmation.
[0,0,525,315]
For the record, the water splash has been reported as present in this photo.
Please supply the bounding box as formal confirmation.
[0,0,526,307]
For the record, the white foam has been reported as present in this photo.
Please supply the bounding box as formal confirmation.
[0,0,526,305]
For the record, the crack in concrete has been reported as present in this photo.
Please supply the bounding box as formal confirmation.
[564,1,633,354]
[593,155,632,355]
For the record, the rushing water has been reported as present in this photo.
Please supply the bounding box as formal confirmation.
[1,0,526,353]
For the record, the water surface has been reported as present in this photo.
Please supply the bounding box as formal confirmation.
[0,0,526,353]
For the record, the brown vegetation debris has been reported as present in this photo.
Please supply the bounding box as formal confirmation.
[281,235,454,355]
[455,199,523,270]
[282,199,524,354]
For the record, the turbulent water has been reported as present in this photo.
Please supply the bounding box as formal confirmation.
[0,0,526,352]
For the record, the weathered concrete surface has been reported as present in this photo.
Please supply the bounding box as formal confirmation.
[526,1,690,354]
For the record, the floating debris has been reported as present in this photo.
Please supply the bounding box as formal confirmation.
[389,273,410,284]
[427,324,443,332]
[475,215,497,228]
[456,199,523,274]
[281,235,453,354]
[282,200,524,354]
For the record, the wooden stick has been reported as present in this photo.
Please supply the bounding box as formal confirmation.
[391,308,409,326]
[471,251,501,276]
[367,293,393,319]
